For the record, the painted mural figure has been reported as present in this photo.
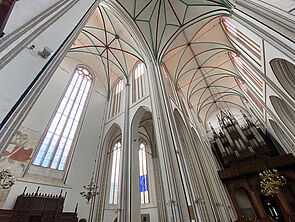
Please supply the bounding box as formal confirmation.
[4,131,32,162]
[0,127,40,178]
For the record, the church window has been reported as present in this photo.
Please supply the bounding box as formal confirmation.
[109,141,122,205]
[231,53,263,94]
[223,18,261,59]
[33,67,93,170]
[111,79,123,117]
[162,64,175,101]
[238,80,263,114]
[133,62,145,102]
[139,143,149,204]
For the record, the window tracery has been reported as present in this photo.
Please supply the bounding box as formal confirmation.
[231,53,263,95]
[109,141,122,205]
[223,18,261,59]
[33,66,92,170]
[133,62,145,103]
[111,79,123,118]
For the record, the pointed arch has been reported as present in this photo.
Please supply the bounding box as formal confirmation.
[33,66,93,170]
[132,61,146,103]
[270,58,295,100]
[269,119,294,152]
[269,96,295,137]
[110,79,124,118]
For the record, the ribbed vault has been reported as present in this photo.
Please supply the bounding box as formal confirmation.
[161,15,250,129]
[66,0,252,129]
[68,5,144,97]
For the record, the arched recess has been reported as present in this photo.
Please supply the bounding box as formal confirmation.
[269,119,294,153]
[129,106,160,221]
[269,96,295,137]
[95,123,122,222]
[233,187,257,220]
[270,58,295,99]
[173,108,210,221]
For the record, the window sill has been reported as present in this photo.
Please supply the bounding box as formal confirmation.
[140,204,157,209]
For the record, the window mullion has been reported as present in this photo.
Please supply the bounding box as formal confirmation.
[137,77,140,101]
[39,73,80,166]
[112,148,119,204]
[141,148,145,203]
[140,75,144,99]
[33,67,92,170]
[145,149,149,203]
[116,145,121,204]
[49,76,84,168]
[118,92,121,114]
[112,93,117,117]
[54,77,88,169]
[134,72,136,102]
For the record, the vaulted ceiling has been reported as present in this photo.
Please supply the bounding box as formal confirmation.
[67,0,251,129]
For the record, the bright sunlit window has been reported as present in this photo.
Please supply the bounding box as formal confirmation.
[139,143,149,204]
[223,18,261,59]
[109,141,122,205]
[111,79,123,117]
[133,62,145,102]
[231,52,263,93]
[33,67,92,170]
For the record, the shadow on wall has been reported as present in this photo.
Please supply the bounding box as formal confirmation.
[270,58,295,100]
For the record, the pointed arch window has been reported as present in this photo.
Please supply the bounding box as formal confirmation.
[139,142,149,204]
[109,141,122,205]
[162,64,175,101]
[133,62,145,102]
[223,18,261,59]
[231,53,263,95]
[33,66,93,170]
[111,79,123,117]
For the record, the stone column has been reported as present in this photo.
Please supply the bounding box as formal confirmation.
[146,61,191,222]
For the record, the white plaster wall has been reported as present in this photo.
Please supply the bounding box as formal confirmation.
[260,37,295,153]
[21,64,73,131]
[3,58,107,220]
[0,0,95,124]
[264,41,295,103]
[4,0,61,35]
[255,0,295,14]
[232,0,295,41]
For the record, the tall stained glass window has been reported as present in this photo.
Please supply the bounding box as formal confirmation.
[33,67,92,170]
[109,141,122,204]
[111,79,123,117]
[139,143,149,204]
[133,62,145,102]
[231,52,263,94]
[223,17,261,59]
